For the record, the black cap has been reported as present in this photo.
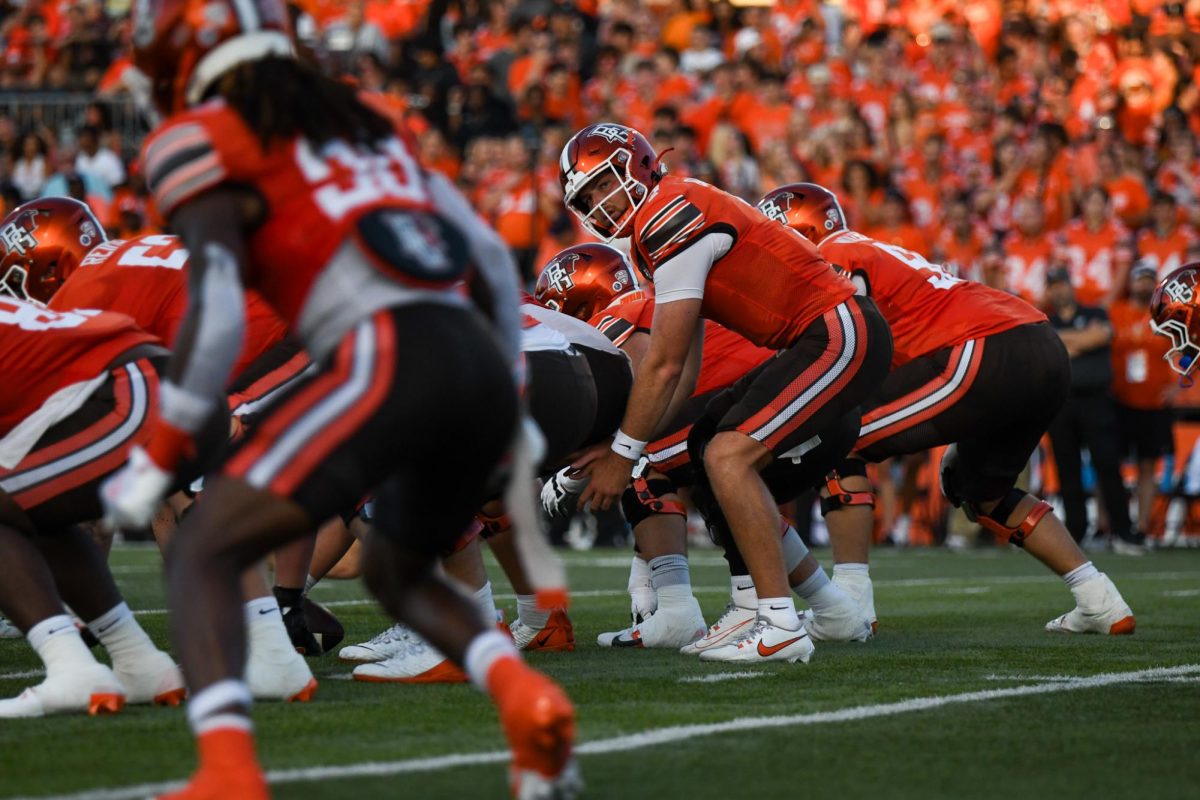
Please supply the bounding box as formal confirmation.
[1046,267,1071,285]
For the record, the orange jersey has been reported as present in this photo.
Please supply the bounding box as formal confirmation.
[1137,225,1199,280]
[1056,220,1134,306]
[0,299,159,434]
[141,98,442,328]
[588,292,774,396]
[631,175,855,349]
[1001,230,1055,307]
[819,230,1045,369]
[1108,299,1175,410]
[49,234,289,381]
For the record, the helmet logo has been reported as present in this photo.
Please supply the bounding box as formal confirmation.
[0,214,38,257]
[824,208,839,230]
[79,220,98,248]
[1164,276,1194,305]
[543,254,580,294]
[757,192,792,224]
[613,269,630,292]
[591,124,630,144]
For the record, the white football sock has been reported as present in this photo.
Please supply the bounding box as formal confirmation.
[464,629,519,692]
[244,596,291,650]
[628,555,657,619]
[649,554,692,609]
[731,575,757,609]
[516,594,551,630]
[87,602,161,669]
[780,525,809,573]
[792,566,850,616]
[187,679,252,734]
[474,581,497,626]
[28,614,96,674]
[757,597,801,630]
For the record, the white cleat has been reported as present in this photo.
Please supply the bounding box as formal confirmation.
[0,617,22,639]
[832,572,877,634]
[352,630,466,684]
[513,758,584,800]
[337,623,411,664]
[679,602,756,656]
[597,600,707,649]
[0,662,125,718]
[698,617,814,664]
[114,649,187,706]
[246,635,318,702]
[1045,575,1136,635]
[799,597,874,643]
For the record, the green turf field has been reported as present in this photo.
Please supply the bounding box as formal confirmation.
[2,544,1198,800]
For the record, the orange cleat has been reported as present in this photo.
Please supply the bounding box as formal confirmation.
[88,692,125,715]
[158,728,269,800]
[154,687,188,707]
[288,678,319,702]
[489,657,582,799]
[510,609,576,653]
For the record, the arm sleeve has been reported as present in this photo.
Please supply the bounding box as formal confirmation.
[425,171,521,368]
[160,241,246,433]
[651,232,734,304]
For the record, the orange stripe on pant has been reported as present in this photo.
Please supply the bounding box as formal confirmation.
[7,363,157,509]
[740,302,867,452]
[855,340,985,451]
[224,313,396,498]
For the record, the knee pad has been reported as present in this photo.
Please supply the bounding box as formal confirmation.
[475,510,511,539]
[620,474,686,528]
[819,459,875,516]
[972,489,1052,548]
[444,518,483,557]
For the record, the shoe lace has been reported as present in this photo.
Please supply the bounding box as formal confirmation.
[711,602,748,632]
[370,623,408,645]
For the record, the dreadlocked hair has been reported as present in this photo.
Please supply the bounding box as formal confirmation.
[214,56,394,150]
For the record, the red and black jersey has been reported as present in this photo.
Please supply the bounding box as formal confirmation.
[0,298,159,434]
[49,234,289,380]
[589,291,775,396]
[630,175,855,349]
[819,230,1046,368]
[140,98,442,327]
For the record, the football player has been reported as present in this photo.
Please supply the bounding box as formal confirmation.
[341,297,634,679]
[0,298,202,717]
[0,196,321,695]
[756,182,1135,635]
[536,243,872,649]
[560,124,894,664]
[100,2,578,798]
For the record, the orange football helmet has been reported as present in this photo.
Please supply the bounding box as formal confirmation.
[131,0,294,116]
[0,197,105,305]
[534,243,641,320]
[560,123,663,242]
[1151,263,1200,378]
[757,182,848,245]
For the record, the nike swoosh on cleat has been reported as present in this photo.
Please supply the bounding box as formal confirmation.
[612,629,644,648]
[757,635,806,657]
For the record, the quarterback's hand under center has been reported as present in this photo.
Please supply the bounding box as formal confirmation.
[578,449,635,512]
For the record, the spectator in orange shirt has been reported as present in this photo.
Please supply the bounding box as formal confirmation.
[1109,263,1180,536]
[1056,185,1134,307]
[1002,196,1056,307]
[1138,190,1200,279]
[839,158,884,230]
[734,70,793,155]
[1100,146,1151,228]
[934,193,990,280]
[866,189,930,254]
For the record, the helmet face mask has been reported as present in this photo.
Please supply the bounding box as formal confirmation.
[0,264,33,304]
[560,124,660,242]
[1151,266,1200,378]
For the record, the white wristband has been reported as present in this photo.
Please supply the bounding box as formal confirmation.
[611,429,647,460]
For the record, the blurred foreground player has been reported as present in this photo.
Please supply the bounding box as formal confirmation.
[101,1,579,798]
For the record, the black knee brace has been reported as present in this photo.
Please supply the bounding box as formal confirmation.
[940,446,1049,547]
[620,474,686,528]
[819,459,875,516]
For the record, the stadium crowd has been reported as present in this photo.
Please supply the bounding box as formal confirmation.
[3,0,1199,547]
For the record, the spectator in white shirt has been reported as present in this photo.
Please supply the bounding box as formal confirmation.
[73,125,125,191]
[12,133,49,200]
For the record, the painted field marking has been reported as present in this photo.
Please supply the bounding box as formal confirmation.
[13,663,1199,800]
[678,671,764,684]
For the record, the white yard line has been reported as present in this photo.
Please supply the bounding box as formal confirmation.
[1162,588,1200,597]
[0,670,44,681]
[12,663,1198,800]
[678,671,764,684]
